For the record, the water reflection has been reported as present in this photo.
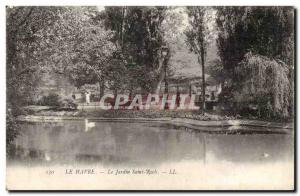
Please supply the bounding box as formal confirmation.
[10,121,293,167]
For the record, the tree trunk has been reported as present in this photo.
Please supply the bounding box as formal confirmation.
[120,7,126,51]
[129,89,133,99]
[154,57,165,94]
[99,80,105,99]
[199,46,206,114]
[164,62,168,94]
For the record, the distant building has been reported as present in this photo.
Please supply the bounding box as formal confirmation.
[162,76,222,102]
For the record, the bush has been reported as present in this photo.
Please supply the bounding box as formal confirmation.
[38,94,78,110]
[59,98,78,110]
[6,109,19,156]
[38,93,61,107]
[234,52,292,119]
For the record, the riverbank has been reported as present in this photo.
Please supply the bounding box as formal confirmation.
[18,113,293,134]
[19,108,294,133]
[29,109,237,120]
[25,107,293,122]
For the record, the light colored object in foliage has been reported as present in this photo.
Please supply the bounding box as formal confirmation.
[85,92,91,104]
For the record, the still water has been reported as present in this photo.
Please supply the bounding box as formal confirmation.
[10,120,293,167]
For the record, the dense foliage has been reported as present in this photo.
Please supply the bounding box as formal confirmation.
[101,7,169,93]
[216,7,294,71]
[6,108,19,156]
[38,93,61,106]
[234,53,292,118]
[6,7,64,113]
[215,6,294,118]
[38,7,120,97]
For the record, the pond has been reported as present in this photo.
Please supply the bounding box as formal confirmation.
[7,120,294,190]
[9,120,293,167]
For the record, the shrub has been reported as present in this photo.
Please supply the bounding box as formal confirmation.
[6,108,19,156]
[59,98,78,110]
[38,93,61,107]
[234,52,292,119]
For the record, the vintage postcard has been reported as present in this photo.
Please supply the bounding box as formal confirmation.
[6,6,295,190]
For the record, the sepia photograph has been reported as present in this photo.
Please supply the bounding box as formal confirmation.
[6,5,295,190]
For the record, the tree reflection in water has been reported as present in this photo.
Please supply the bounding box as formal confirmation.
[9,121,293,167]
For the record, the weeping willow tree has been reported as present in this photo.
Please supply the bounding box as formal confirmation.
[234,52,292,118]
[215,7,294,119]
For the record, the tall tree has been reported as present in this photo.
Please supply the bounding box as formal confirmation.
[6,6,67,114]
[235,52,292,118]
[216,6,294,76]
[185,7,211,113]
[101,6,169,93]
[216,6,294,118]
[37,7,119,98]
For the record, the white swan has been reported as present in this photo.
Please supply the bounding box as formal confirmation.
[85,119,95,132]
[263,152,269,158]
[45,152,51,161]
